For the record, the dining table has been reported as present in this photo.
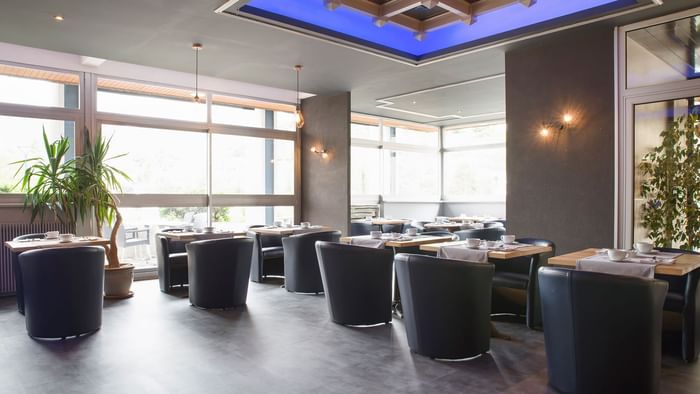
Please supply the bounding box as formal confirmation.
[548,248,700,276]
[548,247,700,362]
[4,236,111,315]
[247,225,335,236]
[155,230,245,242]
[420,240,552,259]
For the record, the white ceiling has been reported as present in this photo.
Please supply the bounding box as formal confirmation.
[0,0,696,126]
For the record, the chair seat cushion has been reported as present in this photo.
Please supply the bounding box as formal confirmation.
[262,246,284,259]
[169,252,188,266]
[493,272,529,289]
[664,291,685,312]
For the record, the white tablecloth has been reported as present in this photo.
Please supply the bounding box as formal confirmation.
[576,255,656,278]
[437,245,489,263]
[348,236,385,249]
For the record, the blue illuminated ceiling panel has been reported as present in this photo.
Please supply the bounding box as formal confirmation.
[223,0,645,63]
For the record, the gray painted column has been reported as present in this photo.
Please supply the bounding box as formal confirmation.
[300,92,351,235]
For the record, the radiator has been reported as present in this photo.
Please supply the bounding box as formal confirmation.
[0,222,74,295]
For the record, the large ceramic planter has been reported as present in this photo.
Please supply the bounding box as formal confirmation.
[104,263,134,299]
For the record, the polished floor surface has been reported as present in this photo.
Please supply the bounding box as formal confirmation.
[1,278,699,394]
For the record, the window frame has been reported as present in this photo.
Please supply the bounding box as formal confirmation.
[0,62,300,226]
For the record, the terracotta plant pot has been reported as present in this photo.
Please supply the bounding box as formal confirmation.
[104,263,134,299]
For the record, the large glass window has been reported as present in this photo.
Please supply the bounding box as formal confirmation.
[351,146,381,195]
[214,206,294,231]
[351,122,381,141]
[443,149,506,201]
[383,126,439,147]
[102,124,208,194]
[443,122,506,201]
[97,78,207,122]
[0,116,76,193]
[211,134,294,195]
[383,150,440,199]
[0,64,79,109]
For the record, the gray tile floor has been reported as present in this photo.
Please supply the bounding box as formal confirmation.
[0,278,699,393]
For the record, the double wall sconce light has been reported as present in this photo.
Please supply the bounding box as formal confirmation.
[310,146,329,159]
[540,113,575,138]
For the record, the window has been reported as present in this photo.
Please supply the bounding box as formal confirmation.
[214,206,294,231]
[212,94,296,131]
[0,64,79,109]
[103,124,208,194]
[97,78,207,122]
[443,123,506,201]
[350,114,440,201]
[351,122,381,141]
[383,125,439,147]
[0,116,76,192]
[351,146,381,195]
[211,134,294,195]
[383,150,440,199]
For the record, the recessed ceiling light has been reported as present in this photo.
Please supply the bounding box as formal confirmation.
[412,100,416,104]
[53,15,64,21]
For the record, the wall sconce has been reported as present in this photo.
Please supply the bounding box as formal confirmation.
[540,113,575,138]
[310,146,329,159]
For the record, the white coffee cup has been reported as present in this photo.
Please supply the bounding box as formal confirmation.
[634,242,653,254]
[370,231,382,239]
[183,225,193,232]
[203,226,214,234]
[273,220,282,227]
[300,222,311,229]
[58,233,74,243]
[607,249,629,261]
[466,238,481,248]
[45,231,59,239]
[501,235,516,244]
[406,228,418,236]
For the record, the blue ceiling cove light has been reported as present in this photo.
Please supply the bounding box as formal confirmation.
[237,0,641,62]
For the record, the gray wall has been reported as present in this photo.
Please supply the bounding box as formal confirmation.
[300,92,351,235]
[506,25,615,254]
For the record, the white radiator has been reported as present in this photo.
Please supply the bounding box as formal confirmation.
[0,222,73,295]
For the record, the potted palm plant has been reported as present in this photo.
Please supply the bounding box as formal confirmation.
[14,128,133,298]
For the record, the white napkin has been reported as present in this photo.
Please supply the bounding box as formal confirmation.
[576,255,655,279]
[349,236,386,249]
[437,245,489,263]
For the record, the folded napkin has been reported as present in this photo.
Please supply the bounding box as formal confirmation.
[349,236,385,249]
[497,243,532,251]
[437,245,489,263]
[576,255,655,279]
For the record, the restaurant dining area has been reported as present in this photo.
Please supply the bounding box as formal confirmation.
[2,1,700,393]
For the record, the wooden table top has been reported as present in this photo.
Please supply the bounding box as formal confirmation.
[352,219,411,225]
[340,235,455,248]
[547,248,700,276]
[419,241,552,260]
[447,216,499,223]
[248,226,334,236]
[155,231,245,241]
[4,237,111,253]
[423,222,463,230]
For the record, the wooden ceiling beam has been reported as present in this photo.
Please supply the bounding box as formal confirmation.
[380,0,422,18]
[422,0,534,31]
[436,0,473,19]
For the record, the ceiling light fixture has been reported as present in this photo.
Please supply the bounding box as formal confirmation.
[294,65,305,129]
[192,43,203,103]
[53,15,64,21]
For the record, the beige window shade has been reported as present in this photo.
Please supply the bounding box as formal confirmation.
[0,64,79,85]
